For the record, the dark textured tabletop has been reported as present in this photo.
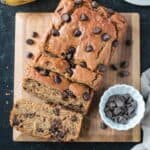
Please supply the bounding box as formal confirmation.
[0,0,150,150]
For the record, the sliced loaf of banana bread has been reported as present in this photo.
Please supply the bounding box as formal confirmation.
[10,100,83,141]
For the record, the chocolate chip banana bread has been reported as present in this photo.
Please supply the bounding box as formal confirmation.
[34,52,103,90]
[39,0,127,90]
[23,66,94,114]
[10,100,83,141]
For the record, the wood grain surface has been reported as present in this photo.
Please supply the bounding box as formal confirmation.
[13,13,140,142]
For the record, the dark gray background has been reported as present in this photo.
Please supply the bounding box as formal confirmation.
[0,0,150,149]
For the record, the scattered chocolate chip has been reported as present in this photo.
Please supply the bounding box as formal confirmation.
[51,28,60,36]
[83,92,90,101]
[119,71,129,77]
[26,52,33,59]
[85,44,94,52]
[100,122,107,129]
[112,40,119,47]
[126,39,132,46]
[54,75,62,84]
[101,33,111,41]
[32,32,38,38]
[91,0,99,8]
[110,64,118,71]
[15,104,19,108]
[120,61,129,68]
[37,128,44,132]
[80,61,87,68]
[24,113,36,118]
[61,13,71,22]
[66,68,73,76]
[13,116,20,126]
[71,115,77,122]
[53,108,60,116]
[26,39,34,45]
[74,0,83,5]
[93,27,102,34]
[97,64,107,72]
[80,14,88,21]
[74,28,81,37]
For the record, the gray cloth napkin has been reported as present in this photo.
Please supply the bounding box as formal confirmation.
[132,69,150,150]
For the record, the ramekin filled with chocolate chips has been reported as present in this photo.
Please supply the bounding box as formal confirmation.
[99,84,145,130]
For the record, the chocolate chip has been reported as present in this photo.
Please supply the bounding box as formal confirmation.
[39,69,50,76]
[13,116,20,126]
[65,52,73,60]
[80,14,88,21]
[65,89,76,98]
[66,68,73,76]
[68,47,76,53]
[119,71,129,77]
[83,92,90,101]
[113,108,121,115]
[110,64,118,71]
[37,128,44,132]
[101,33,111,41]
[74,28,81,37]
[93,27,102,34]
[105,111,113,118]
[112,40,119,47]
[54,75,62,84]
[69,61,76,68]
[91,1,99,8]
[126,39,132,46]
[34,66,42,72]
[26,52,33,59]
[85,44,93,52]
[97,64,107,72]
[74,0,83,5]
[61,13,71,22]
[32,32,38,38]
[24,113,36,118]
[53,108,60,116]
[26,39,34,45]
[116,99,124,107]
[120,61,129,68]
[51,28,60,36]
[80,61,87,68]
[71,115,77,122]
[62,90,69,100]
[100,122,107,129]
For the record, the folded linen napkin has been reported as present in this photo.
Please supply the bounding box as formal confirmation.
[132,69,150,150]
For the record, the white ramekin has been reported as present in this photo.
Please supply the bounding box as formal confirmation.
[99,84,145,131]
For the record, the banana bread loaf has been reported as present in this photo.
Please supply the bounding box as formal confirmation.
[39,0,127,90]
[10,100,83,141]
[23,66,94,114]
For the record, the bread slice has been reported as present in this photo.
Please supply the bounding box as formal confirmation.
[23,66,94,114]
[39,0,128,90]
[34,52,103,90]
[10,100,83,141]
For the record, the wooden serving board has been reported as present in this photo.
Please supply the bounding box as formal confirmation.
[14,13,140,142]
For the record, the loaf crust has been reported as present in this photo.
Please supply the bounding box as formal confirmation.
[10,100,83,141]
[39,0,127,90]
[23,66,94,114]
